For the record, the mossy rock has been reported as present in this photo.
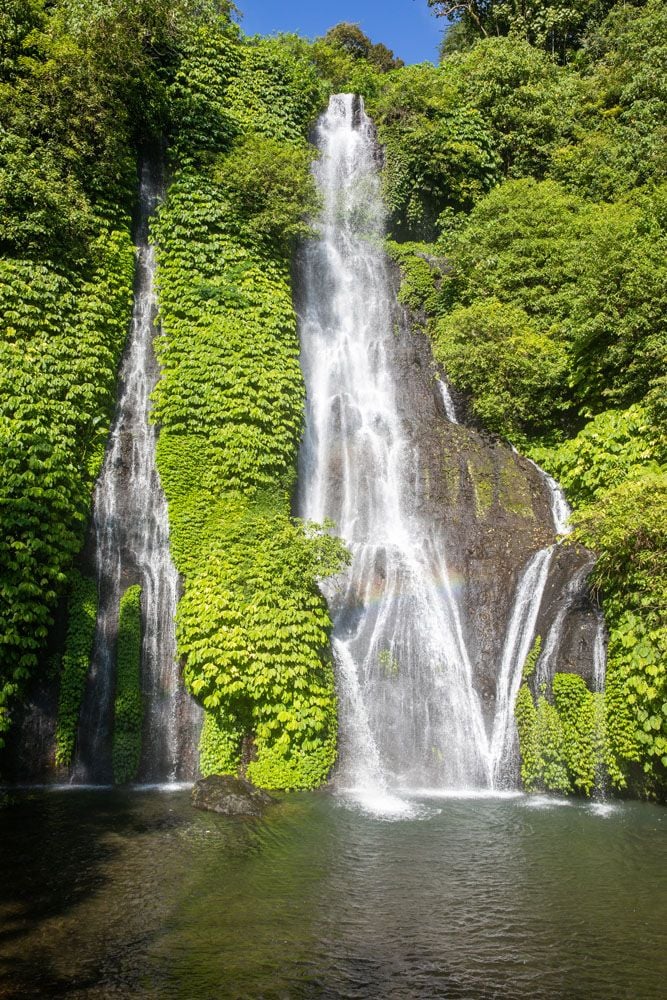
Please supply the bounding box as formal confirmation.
[192,775,276,817]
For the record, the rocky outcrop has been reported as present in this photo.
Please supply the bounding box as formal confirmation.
[191,775,276,817]
[388,299,598,720]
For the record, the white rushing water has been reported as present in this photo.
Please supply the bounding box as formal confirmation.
[593,615,607,693]
[437,377,459,424]
[298,95,605,812]
[298,95,491,812]
[487,456,575,784]
[524,455,572,536]
[488,546,555,785]
[74,163,200,783]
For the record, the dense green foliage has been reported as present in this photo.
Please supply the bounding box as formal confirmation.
[0,0,236,747]
[321,23,404,73]
[428,0,616,62]
[111,584,143,783]
[570,478,667,787]
[0,212,134,744]
[433,298,568,440]
[152,25,348,789]
[516,672,606,795]
[54,572,97,767]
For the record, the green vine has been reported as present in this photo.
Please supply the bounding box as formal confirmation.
[54,572,98,767]
[516,671,610,797]
[112,584,143,784]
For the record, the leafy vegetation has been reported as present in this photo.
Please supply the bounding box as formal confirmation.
[428,0,617,62]
[432,298,568,442]
[0,229,134,744]
[54,572,97,767]
[0,1,352,788]
[320,23,404,73]
[112,584,143,784]
[152,27,349,789]
[516,672,607,795]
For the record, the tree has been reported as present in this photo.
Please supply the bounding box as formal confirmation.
[323,22,404,71]
[428,0,616,62]
[433,298,568,440]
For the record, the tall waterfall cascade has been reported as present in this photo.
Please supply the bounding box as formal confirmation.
[297,94,605,812]
[73,163,200,784]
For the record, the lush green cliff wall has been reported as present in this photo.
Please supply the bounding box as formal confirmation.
[151,27,348,788]
[1,0,663,796]
[0,0,147,744]
[0,0,242,756]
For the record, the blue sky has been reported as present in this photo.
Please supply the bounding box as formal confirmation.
[236,0,445,65]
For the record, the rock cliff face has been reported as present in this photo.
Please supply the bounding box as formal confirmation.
[392,311,600,727]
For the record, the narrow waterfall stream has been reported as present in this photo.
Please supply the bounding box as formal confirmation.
[73,162,200,784]
[437,378,459,425]
[298,95,606,813]
[488,457,576,786]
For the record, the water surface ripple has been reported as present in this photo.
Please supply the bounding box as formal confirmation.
[0,790,664,998]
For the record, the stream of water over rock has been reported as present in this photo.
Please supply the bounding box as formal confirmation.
[73,162,200,784]
[297,94,605,813]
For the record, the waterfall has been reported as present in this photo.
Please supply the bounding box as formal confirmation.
[437,378,459,424]
[298,94,490,809]
[73,162,200,784]
[524,456,571,536]
[488,546,555,785]
[488,460,576,785]
[593,616,607,693]
[297,95,607,809]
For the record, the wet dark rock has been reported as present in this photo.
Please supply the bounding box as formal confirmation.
[191,775,276,817]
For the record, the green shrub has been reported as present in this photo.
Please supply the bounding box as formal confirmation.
[433,298,568,442]
[571,474,667,792]
[516,675,599,796]
[532,406,660,507]
[379,106,500,240]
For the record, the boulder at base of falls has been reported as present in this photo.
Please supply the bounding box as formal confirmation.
[192,775,276,817]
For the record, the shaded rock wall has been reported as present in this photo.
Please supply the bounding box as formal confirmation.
[385,269,600,739]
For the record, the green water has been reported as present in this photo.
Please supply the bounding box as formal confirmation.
[0,789,664,998]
